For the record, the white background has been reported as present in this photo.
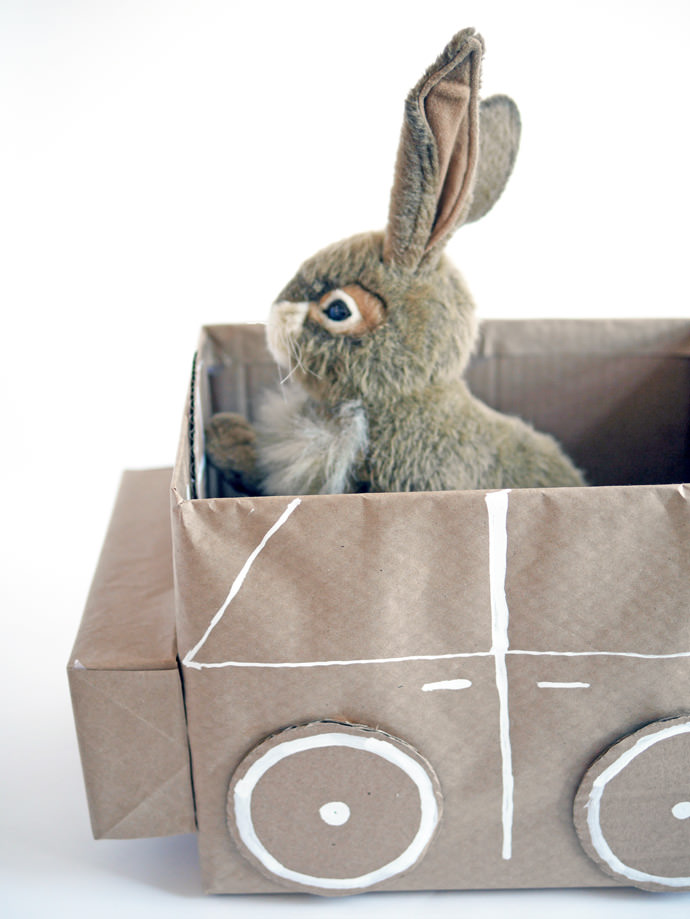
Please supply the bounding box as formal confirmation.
[1,1,689,917]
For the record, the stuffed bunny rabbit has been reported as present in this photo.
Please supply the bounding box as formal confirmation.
[206,29,584,495]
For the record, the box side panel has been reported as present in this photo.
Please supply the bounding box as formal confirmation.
[202,323,276,422]
[173,326,276,502]
[199,324,278,499]
[173,484,690,893]
[68,669,196,839]
[467,319,690,487]
[474,318,690,358]
[70,467,178,669]
[69,467,195,839]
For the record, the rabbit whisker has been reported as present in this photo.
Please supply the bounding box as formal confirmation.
[280,363,299,386]
[290,338,319,380]
[277,331,303,387]
[281,335,319,384]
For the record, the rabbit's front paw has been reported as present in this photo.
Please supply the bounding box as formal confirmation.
[205,412,260,490]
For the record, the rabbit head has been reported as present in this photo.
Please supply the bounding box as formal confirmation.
[267,29,521,408]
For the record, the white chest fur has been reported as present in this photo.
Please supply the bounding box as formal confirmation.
[255,384,369,495]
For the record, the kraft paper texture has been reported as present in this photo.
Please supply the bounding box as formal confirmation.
[69,320,690,894]
[172,482,690,893]
[68,468,195,839]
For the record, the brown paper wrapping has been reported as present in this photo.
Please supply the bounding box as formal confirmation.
[68,468,195,839]
[70,321,690,894]
[172,482,690,893]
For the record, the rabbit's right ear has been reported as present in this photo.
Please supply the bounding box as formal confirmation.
[383,29,484,270]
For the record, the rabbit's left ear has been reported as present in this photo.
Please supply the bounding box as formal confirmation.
[383,29,483,269]
[465,95,521,225]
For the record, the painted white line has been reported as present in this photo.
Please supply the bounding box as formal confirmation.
[511,650,690,660]
[183,498,301,669]
[184,649,690,670]
[485,489,513,861]
[537,681,590,689]
[188,651,494,670]
[421,679,472,692]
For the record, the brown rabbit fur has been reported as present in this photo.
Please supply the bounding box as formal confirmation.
[206,29,584,496]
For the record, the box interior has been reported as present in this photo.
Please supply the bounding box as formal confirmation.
[187,320,690,500]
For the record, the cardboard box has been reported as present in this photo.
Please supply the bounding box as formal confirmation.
[68,468,196,840]
[70,320,690,896]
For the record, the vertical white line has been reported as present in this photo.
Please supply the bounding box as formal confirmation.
[183,498,301,669]
[485,489,513,860]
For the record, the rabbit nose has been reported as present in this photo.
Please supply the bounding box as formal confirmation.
[266,300,310,366]
[270,300,310,336]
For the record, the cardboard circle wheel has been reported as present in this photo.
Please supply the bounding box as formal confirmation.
[573,714,690,891]
[227,720,443,895]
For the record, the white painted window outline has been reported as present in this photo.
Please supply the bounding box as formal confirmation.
[585,721,690,888]
[232,731,440,891]
[183,498,301,669]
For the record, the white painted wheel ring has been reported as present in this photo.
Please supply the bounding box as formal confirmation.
[229,723,442,893]
[575,716,690,890]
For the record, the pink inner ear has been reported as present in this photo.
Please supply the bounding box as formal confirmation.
[423,71,476,251]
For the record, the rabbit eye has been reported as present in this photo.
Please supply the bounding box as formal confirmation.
[323,299,352,322]
[315,285,384,335]
[319,289,362,331]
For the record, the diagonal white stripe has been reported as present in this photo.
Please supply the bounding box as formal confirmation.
[182,498,301,669]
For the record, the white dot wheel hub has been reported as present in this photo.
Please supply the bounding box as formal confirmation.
[227,720,443,895]
[573,714,690,891]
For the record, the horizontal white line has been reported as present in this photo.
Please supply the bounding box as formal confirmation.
[512,650,690,660]
[183,649,690,670]
[537,681,590,689]
[422,679,472,692]
[184,651,494,670]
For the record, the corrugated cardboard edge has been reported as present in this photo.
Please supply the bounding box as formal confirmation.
[572,714,690,892]
[68,468,196,839]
